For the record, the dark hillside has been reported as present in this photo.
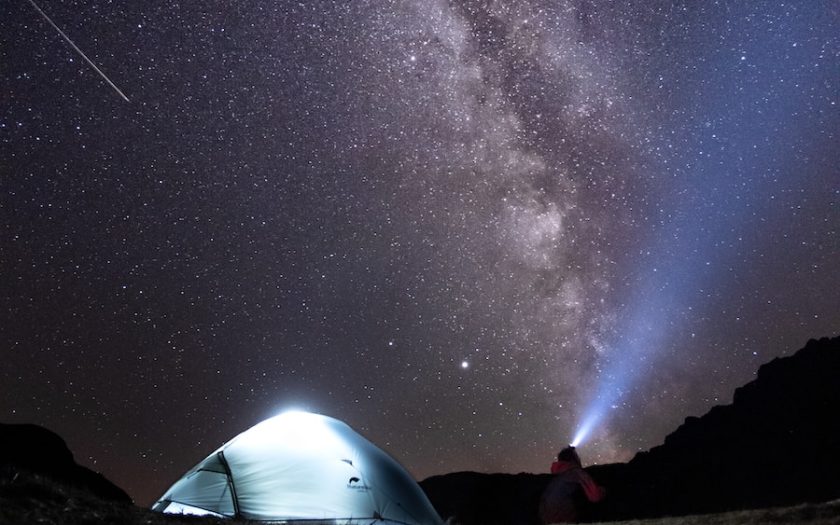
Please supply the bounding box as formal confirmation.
[0,422,234,524]
[600,335,840,519]
[0,422,131,504]
[421,336,840,524]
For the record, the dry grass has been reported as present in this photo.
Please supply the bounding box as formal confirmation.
[585,499,840,525]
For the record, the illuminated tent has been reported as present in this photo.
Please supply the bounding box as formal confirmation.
[151,411,443,525]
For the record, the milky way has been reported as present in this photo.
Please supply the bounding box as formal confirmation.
[1,0,837,506]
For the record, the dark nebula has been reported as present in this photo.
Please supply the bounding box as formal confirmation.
[1,0,837,506]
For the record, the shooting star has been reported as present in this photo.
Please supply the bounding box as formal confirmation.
[25,0,130,102]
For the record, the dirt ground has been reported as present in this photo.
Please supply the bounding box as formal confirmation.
[585,499,840,525]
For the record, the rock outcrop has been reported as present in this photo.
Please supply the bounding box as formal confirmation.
[0,422,131,504]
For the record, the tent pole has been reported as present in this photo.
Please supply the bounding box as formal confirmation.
[217,451,241,518]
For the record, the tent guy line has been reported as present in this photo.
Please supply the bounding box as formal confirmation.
[25,0,130,103]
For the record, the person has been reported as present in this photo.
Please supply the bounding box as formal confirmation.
[539,446,605,524]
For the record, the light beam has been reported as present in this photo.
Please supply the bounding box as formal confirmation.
[569,11,824,447]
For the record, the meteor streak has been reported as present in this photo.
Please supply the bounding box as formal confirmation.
[25,0,130,102]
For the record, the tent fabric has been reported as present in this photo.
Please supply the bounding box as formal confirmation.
[152,411,443,524]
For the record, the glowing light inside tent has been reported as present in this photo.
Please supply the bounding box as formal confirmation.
[161,502,226,518]
[277,409,312,421]
[249,410,339,451]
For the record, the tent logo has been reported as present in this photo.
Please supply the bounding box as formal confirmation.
[347,476,371,491]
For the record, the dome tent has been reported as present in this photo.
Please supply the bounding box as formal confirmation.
[152,411,443,524]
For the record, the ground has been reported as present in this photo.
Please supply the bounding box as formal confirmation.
[584,499,840,525]
[3,470,839,525]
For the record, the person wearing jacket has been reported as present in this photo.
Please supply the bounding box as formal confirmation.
[539,446,605,523]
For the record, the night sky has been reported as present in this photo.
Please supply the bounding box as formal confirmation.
[2,0,837,507]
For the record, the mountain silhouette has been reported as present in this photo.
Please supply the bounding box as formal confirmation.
[421,336,840,524]
[0,422,131,505]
